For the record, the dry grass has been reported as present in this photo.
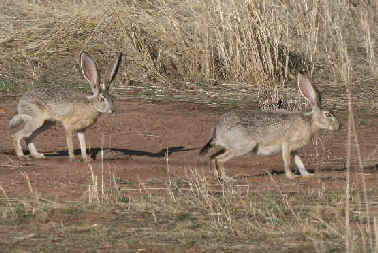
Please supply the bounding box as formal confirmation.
[0,0,376,110]
[1,163,378,252]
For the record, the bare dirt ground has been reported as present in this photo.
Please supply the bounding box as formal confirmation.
[1,98,377,199]
[0,97,377,252]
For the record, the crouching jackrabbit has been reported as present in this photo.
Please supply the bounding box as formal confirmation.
[9,52,122,160]
[200,73,339,180]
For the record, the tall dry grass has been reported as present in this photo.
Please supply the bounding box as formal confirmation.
[0,0,376,110]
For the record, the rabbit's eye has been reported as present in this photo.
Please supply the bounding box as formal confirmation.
[99,95,105,103]
[324,112,332,117]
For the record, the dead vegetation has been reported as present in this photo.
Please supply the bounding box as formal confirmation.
[0,0,376,110]
[1,161,378,252]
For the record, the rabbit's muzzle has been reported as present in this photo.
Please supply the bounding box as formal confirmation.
[329,120,340,131]
[326,112,340,131]
[316,110,339,131]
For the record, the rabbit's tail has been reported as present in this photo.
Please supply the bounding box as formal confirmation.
[9,114,30,128]
[199,128,216,156]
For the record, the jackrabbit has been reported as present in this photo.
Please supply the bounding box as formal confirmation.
[200,73,339,180]
[9,52,122,160]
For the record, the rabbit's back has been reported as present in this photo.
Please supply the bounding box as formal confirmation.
[21,85,85,105]
[18,85,94,120]
[217,110,309,131]
[215,110,313,152]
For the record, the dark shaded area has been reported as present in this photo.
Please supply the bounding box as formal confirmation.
[89,146,196,160]
[10,146,196,161]
[0,146,198,161]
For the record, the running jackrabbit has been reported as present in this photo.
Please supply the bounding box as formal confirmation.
[200,73,339,180]
[9,52,122,160]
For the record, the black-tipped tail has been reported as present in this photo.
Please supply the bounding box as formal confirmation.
[199,128,216,156]
[199,137,214,156]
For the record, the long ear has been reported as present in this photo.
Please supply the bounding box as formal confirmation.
[106,52,122,91]
[298,73,319,108]
[80,52,99,97]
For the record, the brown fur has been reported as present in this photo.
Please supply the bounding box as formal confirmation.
[9,52,122,160]
[200,74,340,180]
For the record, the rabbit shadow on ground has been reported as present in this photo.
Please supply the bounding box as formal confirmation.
[39,146,196,160]
[0,146,196,160]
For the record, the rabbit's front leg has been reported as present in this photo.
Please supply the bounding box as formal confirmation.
[294,154,312,176]
[65,128,75,160]
[77,132,89,161]
[281,143,297,179]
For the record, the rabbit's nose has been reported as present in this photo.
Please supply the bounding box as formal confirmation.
[332,121,340,130]
[103,108,113,114]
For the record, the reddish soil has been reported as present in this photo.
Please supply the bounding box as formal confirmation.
[0,98,377,201]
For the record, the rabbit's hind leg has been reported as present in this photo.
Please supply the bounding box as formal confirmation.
[14,118,46,159]
[13,132,25,158]
[281,143,297,179]
[211,149,236,182]
[64,128,75,160]
[25,120,55,159]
